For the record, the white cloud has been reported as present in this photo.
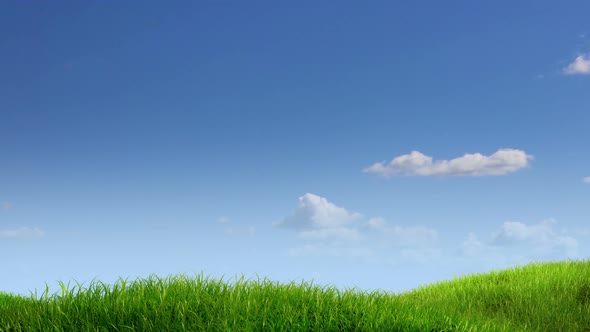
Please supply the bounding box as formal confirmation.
[273,193,363,230]
[583,176,590,183]
[563,54,590,75]
[0,227,44,239]
[363,149,533,177]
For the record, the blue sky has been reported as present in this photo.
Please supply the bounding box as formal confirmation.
[1,1,589,299]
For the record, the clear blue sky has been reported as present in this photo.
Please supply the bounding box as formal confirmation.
[1,1,589,299]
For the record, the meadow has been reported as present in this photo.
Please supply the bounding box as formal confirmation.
[0,258,589,331]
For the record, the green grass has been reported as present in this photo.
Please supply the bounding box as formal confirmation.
[1,258,589,331]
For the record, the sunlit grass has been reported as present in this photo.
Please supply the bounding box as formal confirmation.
[1,258,589,331]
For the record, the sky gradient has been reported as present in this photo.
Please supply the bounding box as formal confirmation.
[1,1,589,299]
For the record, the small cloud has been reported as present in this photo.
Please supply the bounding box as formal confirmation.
[273,193,363,230]
[1,202,13,210]
[583,176,590,183]
[0,227,44,239]
[563,53,590,75]
[363,149,533,177]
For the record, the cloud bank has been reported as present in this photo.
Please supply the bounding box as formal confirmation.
[363,149,533,177]
[276,193,582,267]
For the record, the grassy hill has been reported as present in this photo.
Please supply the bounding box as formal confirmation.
[1,258,589,331]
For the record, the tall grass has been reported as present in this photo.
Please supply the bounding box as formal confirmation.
[1,258,589,331]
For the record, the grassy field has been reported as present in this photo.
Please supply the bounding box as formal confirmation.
[0,258,589,331]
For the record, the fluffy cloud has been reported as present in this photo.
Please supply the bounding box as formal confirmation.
[363,149,533,177]
[273,193,363,230]
[583,177,590,183]
[0,227,44,239]
[563,54,590,75]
